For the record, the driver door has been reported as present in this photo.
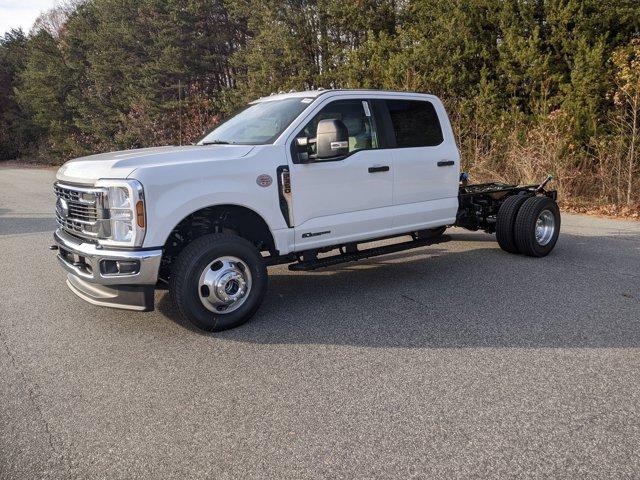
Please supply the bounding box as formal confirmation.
[288,99,394,250]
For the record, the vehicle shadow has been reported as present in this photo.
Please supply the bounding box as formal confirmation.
[0,217,57,235]
[156,231,640,348]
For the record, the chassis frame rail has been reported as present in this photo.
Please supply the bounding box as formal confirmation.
[456,178,557,233]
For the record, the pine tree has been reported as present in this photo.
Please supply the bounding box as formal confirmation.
[0,29,32,160]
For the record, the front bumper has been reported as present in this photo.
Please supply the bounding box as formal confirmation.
[53,229,162,311]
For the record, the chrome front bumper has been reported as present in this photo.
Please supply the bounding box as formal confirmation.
[53,229,162,311]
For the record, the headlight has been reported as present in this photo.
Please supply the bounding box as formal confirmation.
[95,179,146,247]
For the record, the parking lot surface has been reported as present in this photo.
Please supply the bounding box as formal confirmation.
[1,166,639,479]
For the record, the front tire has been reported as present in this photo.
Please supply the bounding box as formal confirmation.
[514,196,561,257]
[169,233,268,331]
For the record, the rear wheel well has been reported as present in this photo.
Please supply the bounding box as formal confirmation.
[159,205,276,283]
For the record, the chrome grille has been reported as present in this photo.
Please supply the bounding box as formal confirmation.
[54,183,106,239]
[55,211,93,235]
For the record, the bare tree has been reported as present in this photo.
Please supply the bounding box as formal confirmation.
[30,0,85,38]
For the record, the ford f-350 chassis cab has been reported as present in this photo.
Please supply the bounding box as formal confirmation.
[52,89,560,331]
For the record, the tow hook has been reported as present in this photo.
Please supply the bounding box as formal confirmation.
[49,245,59,251]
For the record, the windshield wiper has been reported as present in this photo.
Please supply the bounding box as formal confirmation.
[201,140,235,145]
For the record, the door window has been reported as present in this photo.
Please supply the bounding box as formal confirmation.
[298,100,378,155]
[385,100,443,148]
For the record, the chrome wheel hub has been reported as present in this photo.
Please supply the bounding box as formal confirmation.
[535,210,555,246]
[198,256,252,314]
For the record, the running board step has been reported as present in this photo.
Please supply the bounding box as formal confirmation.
[288,235,451,271]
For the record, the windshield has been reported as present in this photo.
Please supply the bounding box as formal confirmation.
[199,97,313,145]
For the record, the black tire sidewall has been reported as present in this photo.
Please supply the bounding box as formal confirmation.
[171,234,267,331]
[496,194,529,253]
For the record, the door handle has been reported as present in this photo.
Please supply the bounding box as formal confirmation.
[437,160,455,167]
[368,166,390,173]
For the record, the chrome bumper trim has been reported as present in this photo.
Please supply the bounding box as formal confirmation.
[53,229,162,285]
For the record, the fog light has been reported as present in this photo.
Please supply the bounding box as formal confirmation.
[116,260,140,274]
[100,259,140,275]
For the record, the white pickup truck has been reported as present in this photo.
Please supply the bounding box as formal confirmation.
[52,89,560,331]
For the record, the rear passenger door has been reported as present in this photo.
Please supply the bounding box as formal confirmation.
[378,98,460,231]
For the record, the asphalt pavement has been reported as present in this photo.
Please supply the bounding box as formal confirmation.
[1,166,639,479]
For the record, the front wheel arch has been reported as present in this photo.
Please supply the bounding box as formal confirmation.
[159,204,276,283]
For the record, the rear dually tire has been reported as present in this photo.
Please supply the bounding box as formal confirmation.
[513,196,561,257]
[496,194,529,254]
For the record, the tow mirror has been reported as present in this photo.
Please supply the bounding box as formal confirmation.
[293,118,349,163]
[316,119,349,160]
[295,137,311,163]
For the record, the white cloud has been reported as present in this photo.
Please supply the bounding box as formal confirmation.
[0,0,58,36]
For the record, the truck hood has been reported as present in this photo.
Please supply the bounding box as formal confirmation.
[56,145,255,184]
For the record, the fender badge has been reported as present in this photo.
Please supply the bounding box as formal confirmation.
[302,230,331,238]
[256,174,273,188]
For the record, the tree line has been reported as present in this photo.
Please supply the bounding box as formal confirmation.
[1,0,639,208]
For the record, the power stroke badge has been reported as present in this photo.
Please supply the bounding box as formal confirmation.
[256,174,273,187]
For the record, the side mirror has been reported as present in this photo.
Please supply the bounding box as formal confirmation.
[316,119,349,160]
[294,137,311,163]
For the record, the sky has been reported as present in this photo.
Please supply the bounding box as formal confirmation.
[0,0,57,36]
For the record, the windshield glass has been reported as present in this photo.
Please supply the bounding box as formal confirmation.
[199,97,312,145]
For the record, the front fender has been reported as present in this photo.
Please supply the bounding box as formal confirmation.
[130,159,292,252]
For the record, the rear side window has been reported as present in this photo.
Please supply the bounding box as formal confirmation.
[385,100,443,147]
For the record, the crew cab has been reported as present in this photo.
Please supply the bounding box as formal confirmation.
[51,89,560,331]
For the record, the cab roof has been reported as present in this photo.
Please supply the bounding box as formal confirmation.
[252,89,436,103]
